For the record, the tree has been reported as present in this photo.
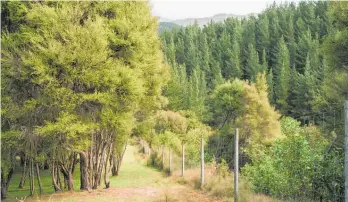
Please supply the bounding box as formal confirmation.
[274,37,291,114]
[209,75,280,159]
[295,29,316,73]
[285,14,297,67]
[245,44,262,81]
[188,68,207,119]
[291,55,316,121]
[184,26,199,76]
[240,18,256,72]
[225,37,242,79]
[1,1,168,194]
[255,14,270,55]
[268,10,281,68]
[267,68,275,104]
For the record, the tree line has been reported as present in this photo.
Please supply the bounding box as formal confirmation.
[161,1,345,128]
[160,1,348,200]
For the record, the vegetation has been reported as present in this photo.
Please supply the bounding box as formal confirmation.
[1,1,348,202]
[160,1,347,201]
[1,1,167,198]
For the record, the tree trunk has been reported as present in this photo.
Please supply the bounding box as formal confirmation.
[51,163,61,192]
[57,167,63,191]
[80,152,90,191]
[63,174,68,189]
[43,160,49,170]
[20,153,26,166]
[61,168,74,191]
[111,155,118,176]
[67,172,74,191]
[18,157,27,188]
[29,158,35,196]
[104,145,113,189]
[1,168,14,199]
[115,144,127,176]
[88,131,116,190]
[36,163,43,195]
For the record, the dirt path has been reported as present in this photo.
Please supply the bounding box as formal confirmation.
[25,146,222,202]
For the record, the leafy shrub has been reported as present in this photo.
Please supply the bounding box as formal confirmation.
[243,117,343,201]
[147,151,163,169]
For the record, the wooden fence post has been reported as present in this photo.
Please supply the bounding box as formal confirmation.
[182,143,185,177]
[344,97,348,201]
[201,136,204,188]
[162,145,164,169]
[169,147,172,174]
[234,128,239,202]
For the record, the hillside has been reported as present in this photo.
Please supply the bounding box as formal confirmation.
[159,13,252,27]
[159,22,181,33]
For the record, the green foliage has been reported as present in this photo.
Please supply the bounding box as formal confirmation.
[208,79,245,128]
[1,1,168,194]
[160,1,338,125]
[208,75,280,160]
[152,110,211,165]
[274,37,291,114]
[216,159,230,178]
[245,44,262,81]
[243,117,342,200]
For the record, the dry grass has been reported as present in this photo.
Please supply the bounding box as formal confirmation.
[171,165,279,202]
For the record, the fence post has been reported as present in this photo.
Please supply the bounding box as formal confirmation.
[234,128,239,202]
[182,143,185,177]
[201,136,204,188]
[344,97,348,202]
[162,145,164,169]
[169,147,172,174]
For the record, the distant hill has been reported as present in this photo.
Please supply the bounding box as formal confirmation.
[159,13,253,27]
[158,22,180,33]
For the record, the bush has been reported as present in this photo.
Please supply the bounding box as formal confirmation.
[203,161,252,201]
[242,117,343,201]
[147,151,163,169]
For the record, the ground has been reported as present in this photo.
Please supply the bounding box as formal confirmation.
[6,146,222,202]
[6,145,279,202]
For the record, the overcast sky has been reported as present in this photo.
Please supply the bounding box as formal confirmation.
[150,0,289,20]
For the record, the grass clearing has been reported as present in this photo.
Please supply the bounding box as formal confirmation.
[5,146,220,202]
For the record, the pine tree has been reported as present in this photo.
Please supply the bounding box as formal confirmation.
[267,68,275,104]
[245,44,262,81]
[175,36,185,65]
[219,29,233,79]
[240,17,256,70]
[295,29,317,73]
[188,68,207,119]
[285,14,297,67]
[268,9,281,68]
[225,37,242,79]
[255,14,270,55]
[291,55,315,120]
[165,63,189,111]
[209,57,224,89]
[184,27,199,76]
[261,49,268,73]
[274,37,291,113]
[167,35,176,66]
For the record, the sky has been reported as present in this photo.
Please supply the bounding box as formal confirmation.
[150,0,286,20]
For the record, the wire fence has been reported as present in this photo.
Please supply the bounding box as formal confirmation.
[141,108,346,202]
